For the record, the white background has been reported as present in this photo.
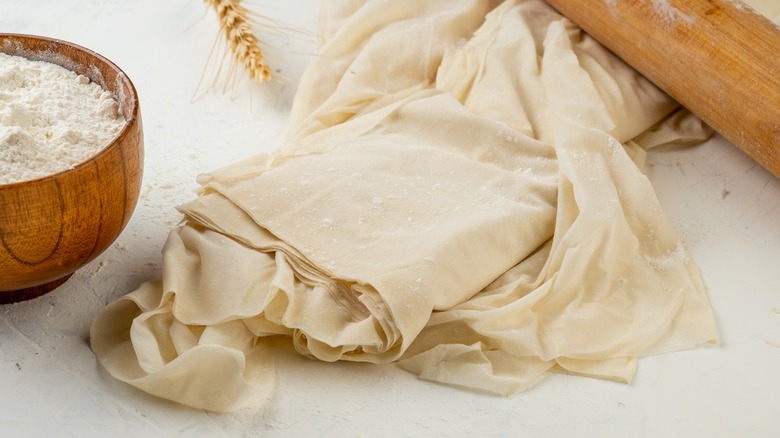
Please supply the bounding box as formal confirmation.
[1,1,778,436]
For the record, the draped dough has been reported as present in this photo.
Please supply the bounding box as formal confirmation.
[90,0,733,412]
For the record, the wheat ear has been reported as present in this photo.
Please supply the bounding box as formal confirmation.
[205,0,272,84]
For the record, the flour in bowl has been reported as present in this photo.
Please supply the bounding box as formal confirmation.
[0,52,126,184]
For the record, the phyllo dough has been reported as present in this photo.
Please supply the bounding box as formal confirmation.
[91,0,719,412]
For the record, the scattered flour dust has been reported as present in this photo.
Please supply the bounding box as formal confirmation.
[0,52,126,184]
[643,240,690,271]
[650,0,695,26]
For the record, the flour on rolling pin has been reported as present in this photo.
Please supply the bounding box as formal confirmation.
[652,0,695,25]
[0,53,126,185]
[603,0,779,25]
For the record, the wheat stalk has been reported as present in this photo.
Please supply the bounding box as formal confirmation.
[204,0,272,85]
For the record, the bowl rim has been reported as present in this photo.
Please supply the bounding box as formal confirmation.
[0,33,141,188]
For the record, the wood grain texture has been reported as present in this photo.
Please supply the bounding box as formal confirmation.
[544,0,780,178]
[0,34,143,303]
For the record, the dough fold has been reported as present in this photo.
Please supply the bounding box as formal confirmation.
[91,0,720,411]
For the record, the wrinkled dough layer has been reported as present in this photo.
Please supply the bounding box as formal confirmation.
[90,0,725,411]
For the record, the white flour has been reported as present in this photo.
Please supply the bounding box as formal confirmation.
[0,52,126,185]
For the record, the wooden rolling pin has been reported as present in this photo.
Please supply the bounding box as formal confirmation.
[545,0,780,178]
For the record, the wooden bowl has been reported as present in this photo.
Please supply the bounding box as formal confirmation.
[0,34,143,303]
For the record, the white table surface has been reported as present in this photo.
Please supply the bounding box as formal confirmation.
[2,1,778,436]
